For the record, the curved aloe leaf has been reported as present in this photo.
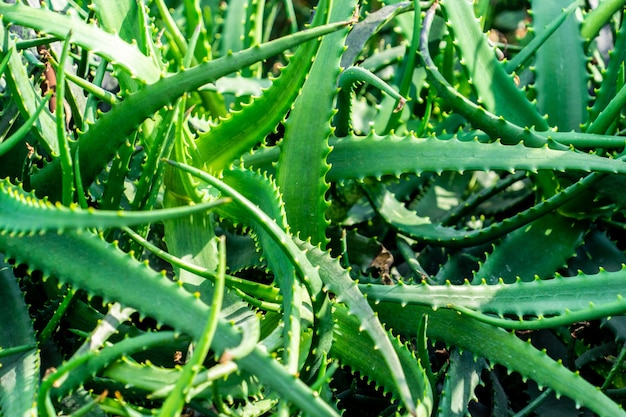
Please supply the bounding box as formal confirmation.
[363,171,600,247]
[326,133,626,181]
[276,0,356,246]
[244,132,626,181]
[0,178,230,233]
[310,248,434,416]
[361,266,626,322]
[374,303,626,416]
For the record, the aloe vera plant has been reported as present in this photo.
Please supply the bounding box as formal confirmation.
[2,0,626,415]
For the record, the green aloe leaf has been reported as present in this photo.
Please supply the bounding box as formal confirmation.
[374,303,626,417]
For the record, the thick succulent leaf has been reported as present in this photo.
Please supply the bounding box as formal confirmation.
[91,0,159,60]
[0,178,230,234]
[276,0,356,246]
[363,173,597,247]
[361,266,626,322]
[373,303,626,417]
[247,133,626,182]
[437,349,484,417]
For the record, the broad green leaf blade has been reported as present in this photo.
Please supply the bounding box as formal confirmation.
[244,133,626,178]
[92,0,158,59]
[437,349,484,417]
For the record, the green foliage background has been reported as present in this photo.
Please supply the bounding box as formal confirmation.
[2,0,626,416]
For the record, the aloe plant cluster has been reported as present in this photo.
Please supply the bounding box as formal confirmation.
[2,0,626,415]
